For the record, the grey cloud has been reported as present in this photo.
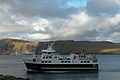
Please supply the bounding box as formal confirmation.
[5,0,77,18]
[47,12,120,42]
[86,0,120,16]
[0,0,120,42]
[57,29,100,41]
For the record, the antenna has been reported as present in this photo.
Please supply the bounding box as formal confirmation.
[48,41,55,49]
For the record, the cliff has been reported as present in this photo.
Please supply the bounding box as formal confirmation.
[0,38,38,55]
[35,40,120,54]
[1,38,120,55]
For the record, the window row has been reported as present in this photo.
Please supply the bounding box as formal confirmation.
[41,61,51,63]
[61,61,70,63]
[42,56,52,59]
[81,61,90,63]
[42,56,59,59]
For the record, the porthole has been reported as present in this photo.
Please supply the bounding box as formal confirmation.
[87,61,90,63]
[61,61,64,63]
[33,59,36,62]
[49,56,52,59]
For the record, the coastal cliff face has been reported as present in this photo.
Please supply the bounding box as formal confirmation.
[1,39,120,55]
[35,40,120,54]
[0,38,38,55]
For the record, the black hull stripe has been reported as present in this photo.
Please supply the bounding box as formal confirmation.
[24,63,98,71]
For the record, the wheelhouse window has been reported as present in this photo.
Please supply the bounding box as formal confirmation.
[59,58,62,60]
[67,58,70,60]
[42,61,44,63]
[48,52,51,54]
[81,56,83,57]
[54,56,57,58]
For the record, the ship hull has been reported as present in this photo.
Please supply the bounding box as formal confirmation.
[24,62,98,72]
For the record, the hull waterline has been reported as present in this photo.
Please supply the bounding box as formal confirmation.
[25,62,99,72]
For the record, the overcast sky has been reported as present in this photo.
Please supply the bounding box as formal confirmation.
[0,0,120,42]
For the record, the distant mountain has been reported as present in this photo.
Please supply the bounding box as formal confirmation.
[0,38,120,55]
[35,40,120,54]
[0,38,38,55]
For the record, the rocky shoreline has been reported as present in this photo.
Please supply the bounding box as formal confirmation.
[0,74,30,80]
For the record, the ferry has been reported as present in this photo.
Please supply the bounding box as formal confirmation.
[23,43,98,72]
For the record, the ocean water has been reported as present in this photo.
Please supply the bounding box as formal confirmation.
[0,55,120,80]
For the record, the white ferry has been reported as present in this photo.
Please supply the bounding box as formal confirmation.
[23,43,98,72]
